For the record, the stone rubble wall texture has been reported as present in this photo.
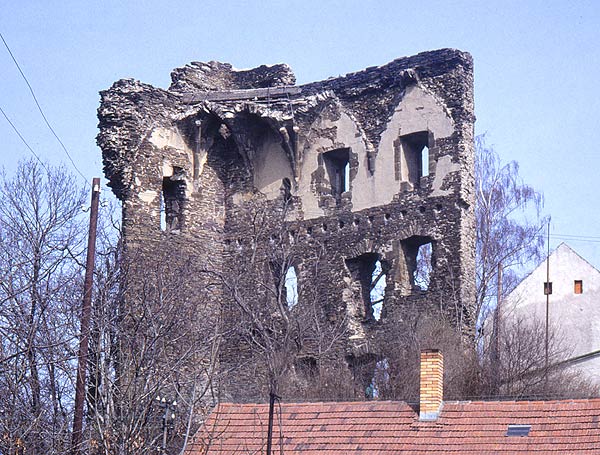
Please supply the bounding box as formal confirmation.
[97,48,476,402]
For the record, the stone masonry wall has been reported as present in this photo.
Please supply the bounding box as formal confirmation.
[97,48,475,403]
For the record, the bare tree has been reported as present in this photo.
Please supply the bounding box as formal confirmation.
[0,159,87,455]
[475,135,548,327]
[213,197,350,403]
[86,240,222,455]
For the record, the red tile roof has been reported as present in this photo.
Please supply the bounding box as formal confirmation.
[184,398,600,454]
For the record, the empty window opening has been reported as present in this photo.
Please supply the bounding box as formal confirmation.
[366,358,389,399]
[574,280,583,294]
[345,253,388,321]
[544,282,553,295]
[161,171,186,231]
[285,266,298,309]
[281,177,292,202]
[400,131,429,188]
[159,191,167,231]
[422,146,429,177]
[370,260,387,321]
[295,356,318,379]
[323,148,350,200]
[414,242,432,291]
[348,354,378,399]
[399,236,434,295]
[506,424,531,437]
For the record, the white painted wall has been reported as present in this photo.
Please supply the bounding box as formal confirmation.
[505,243,600,383]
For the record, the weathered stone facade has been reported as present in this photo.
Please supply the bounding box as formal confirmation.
[97,48,475,402]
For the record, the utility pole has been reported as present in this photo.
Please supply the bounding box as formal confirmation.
[544,219,551,391]
[266,391,278,455]
[156,395,177,454]
[71,178,101,455]
[492,261,502,394]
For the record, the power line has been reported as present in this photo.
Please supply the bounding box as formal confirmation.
[0,31,90,187]
[0,105,51,175]
[551,233,600,240]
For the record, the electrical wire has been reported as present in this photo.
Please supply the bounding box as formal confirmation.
[0,31,90,187]
[0,105,51,175]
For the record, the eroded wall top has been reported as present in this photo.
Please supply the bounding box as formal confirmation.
[97,48,474,218]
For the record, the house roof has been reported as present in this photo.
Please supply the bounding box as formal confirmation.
[184,398,600,455]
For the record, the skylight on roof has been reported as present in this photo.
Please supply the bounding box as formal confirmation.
[506,424,531,437]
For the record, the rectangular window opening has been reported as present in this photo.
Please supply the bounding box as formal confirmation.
[345,253,387,321]
[422,146,429,177]
[544,282,553,295]
[574,280,583,294]
[323,148,350,202]
[400,131,429,188]
[414,242,432,290]
[161,171,186,232]
[285,266,298,309]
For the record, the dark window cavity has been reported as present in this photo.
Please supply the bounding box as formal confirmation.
[323,148,350,200]
[574,280,583,294]
[161,169,186,231]
[281,177,292,202]
[295,356,317,379]
[544,282,552,295]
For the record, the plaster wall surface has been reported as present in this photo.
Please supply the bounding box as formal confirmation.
[505,243,600,383]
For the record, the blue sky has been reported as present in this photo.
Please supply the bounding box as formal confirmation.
[1,0,599,267]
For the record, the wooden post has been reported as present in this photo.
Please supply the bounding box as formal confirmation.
[71,178,101,455]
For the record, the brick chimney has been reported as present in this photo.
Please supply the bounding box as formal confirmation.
[419,349,443,421]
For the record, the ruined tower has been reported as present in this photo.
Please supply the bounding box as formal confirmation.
[98,49,475,402]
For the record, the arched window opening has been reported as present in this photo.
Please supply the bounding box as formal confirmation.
[398,236,434,295]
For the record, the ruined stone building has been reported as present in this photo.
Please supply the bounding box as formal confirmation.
[97,48,475,402]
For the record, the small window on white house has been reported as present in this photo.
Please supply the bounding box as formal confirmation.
[285,266,298,309]
[544,282,553,295]
[574,280,583,294]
